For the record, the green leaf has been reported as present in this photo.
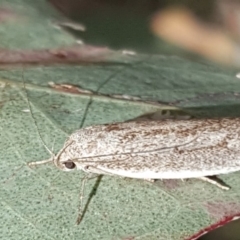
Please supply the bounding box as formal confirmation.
[1,1,240,240]
[1,55,240,240]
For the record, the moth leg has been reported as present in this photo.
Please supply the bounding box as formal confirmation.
[124,178,156,182]
[144,178,156,183]
[198,176,230,190]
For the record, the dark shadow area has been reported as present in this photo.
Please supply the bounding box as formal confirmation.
[199,218,240,240]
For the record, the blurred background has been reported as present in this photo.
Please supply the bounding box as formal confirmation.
[49,0,240,68]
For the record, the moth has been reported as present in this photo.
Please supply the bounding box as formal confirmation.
[28,117,240,191]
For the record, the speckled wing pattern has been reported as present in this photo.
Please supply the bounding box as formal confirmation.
[59,118,240,179]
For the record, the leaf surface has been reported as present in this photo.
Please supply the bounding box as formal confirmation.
[1,1,240,240]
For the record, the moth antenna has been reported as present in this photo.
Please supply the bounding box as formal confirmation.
[51,136,56,153]
[79,65,132,129]
[79,58,162,129]
[79,98,93,129]
[21,70,55,159]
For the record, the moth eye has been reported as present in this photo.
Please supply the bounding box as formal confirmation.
[63,161,76,169]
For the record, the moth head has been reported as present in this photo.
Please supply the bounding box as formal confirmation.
[59,159,105,175]
[51,140,78,171]
[53,140,109,174]
[56,156,94,173]
[60,159,95,173]
[55,151,102,174]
